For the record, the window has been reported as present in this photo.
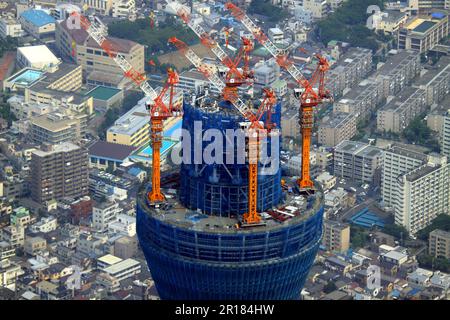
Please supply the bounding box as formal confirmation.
[87,49,93,54]
[87,61,93,66]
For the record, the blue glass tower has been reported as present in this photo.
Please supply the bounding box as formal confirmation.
[137,99,324,300]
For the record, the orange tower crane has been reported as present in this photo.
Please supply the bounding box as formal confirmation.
[225,2,331,191]
[167,1,254,104]
[168,37,278,225]
[74,13,181,203]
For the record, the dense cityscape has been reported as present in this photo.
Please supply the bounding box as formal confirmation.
[0,0,449,303]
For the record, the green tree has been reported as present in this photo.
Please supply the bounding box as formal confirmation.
[383,224,409,241]
[248,0,289,23]
[317,0,385,52]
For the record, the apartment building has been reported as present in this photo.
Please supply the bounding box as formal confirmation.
[0,17,24,38]
[381,144,428,209]
[398,12,449,53]
[334,78,384,120]
[429,229,450,259]
[268,27,284,44]
[18,9,56,39]
[56,17,144,87]
[335,50,421,120]
[83,0,113,15]
[30,142,89,204]
[414,56,450,106]
[377,87,427,133]
[93,201,122,232]
[318,112,357,147]
[326,47,373,98]
[334,140,384,183]
[440,110,450,159]
[396,155,450,235]
[322,220,350,253]
[30,113,88,145]
[281,108,298,139]
[376,50,421,98]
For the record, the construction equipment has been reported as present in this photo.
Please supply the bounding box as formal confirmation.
[167,1,253,103]
[74,13,181,204]
[169,37,277,225]
[225,1,331,192]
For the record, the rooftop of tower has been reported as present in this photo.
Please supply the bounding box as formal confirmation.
[138,178,323,234]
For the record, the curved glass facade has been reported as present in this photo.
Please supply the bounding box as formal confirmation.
[179,101,283,216]
[137,200,323,300]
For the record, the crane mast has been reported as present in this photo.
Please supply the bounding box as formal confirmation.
[74,13,180,204]
[225,1,331,192]
[169,37,277,225]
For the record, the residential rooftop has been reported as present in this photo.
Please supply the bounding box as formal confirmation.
[20,9,55,27]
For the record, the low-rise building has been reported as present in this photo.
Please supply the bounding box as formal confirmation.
[326,47,373,98]
[16,45,60,70]
[322,220,350,253]
[103,258,141,282]
[30,216,58,234]
[318,112,357,147]
[429,229,450,259]
[24,237,47,255]
[0,16,24,38]
[18,9,56,39]
[398,12,449,53]
[108,214,136,237]
[414,56,450,106]
[334,140,383,184]
[88,140,137,171]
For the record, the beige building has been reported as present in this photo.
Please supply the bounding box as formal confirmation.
[322,220,350,253]
[399,12,449,53]
[83,0,113,15]
[429,229,450,259]
[318,112,357,147]
[56,17,144,87]
[303,0,328,19]
[24,237,47,255]
[31,112,88,145]
[376,87,427,133]
[107,94,182,147]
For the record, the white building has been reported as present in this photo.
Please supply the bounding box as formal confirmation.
[381,144,427,210]
[0,17,24,38]
[108,214,136,237]
[0,225,25,248]
[303,0,328,19]
[396,156,450,235]
[0,259,24,290]
[316,171,336,191]
[112,0,136,20]
[268,27,284,44]
[382,145,450,234]
[16,45,60,70]
[103,258,141,282]
[30,216,58,234]
[92,202,122,232]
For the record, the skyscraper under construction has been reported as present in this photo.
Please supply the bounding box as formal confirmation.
[137,93,324,300]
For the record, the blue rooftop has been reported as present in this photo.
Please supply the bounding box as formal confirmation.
[21,9,55,27]
[128,167,144,176]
